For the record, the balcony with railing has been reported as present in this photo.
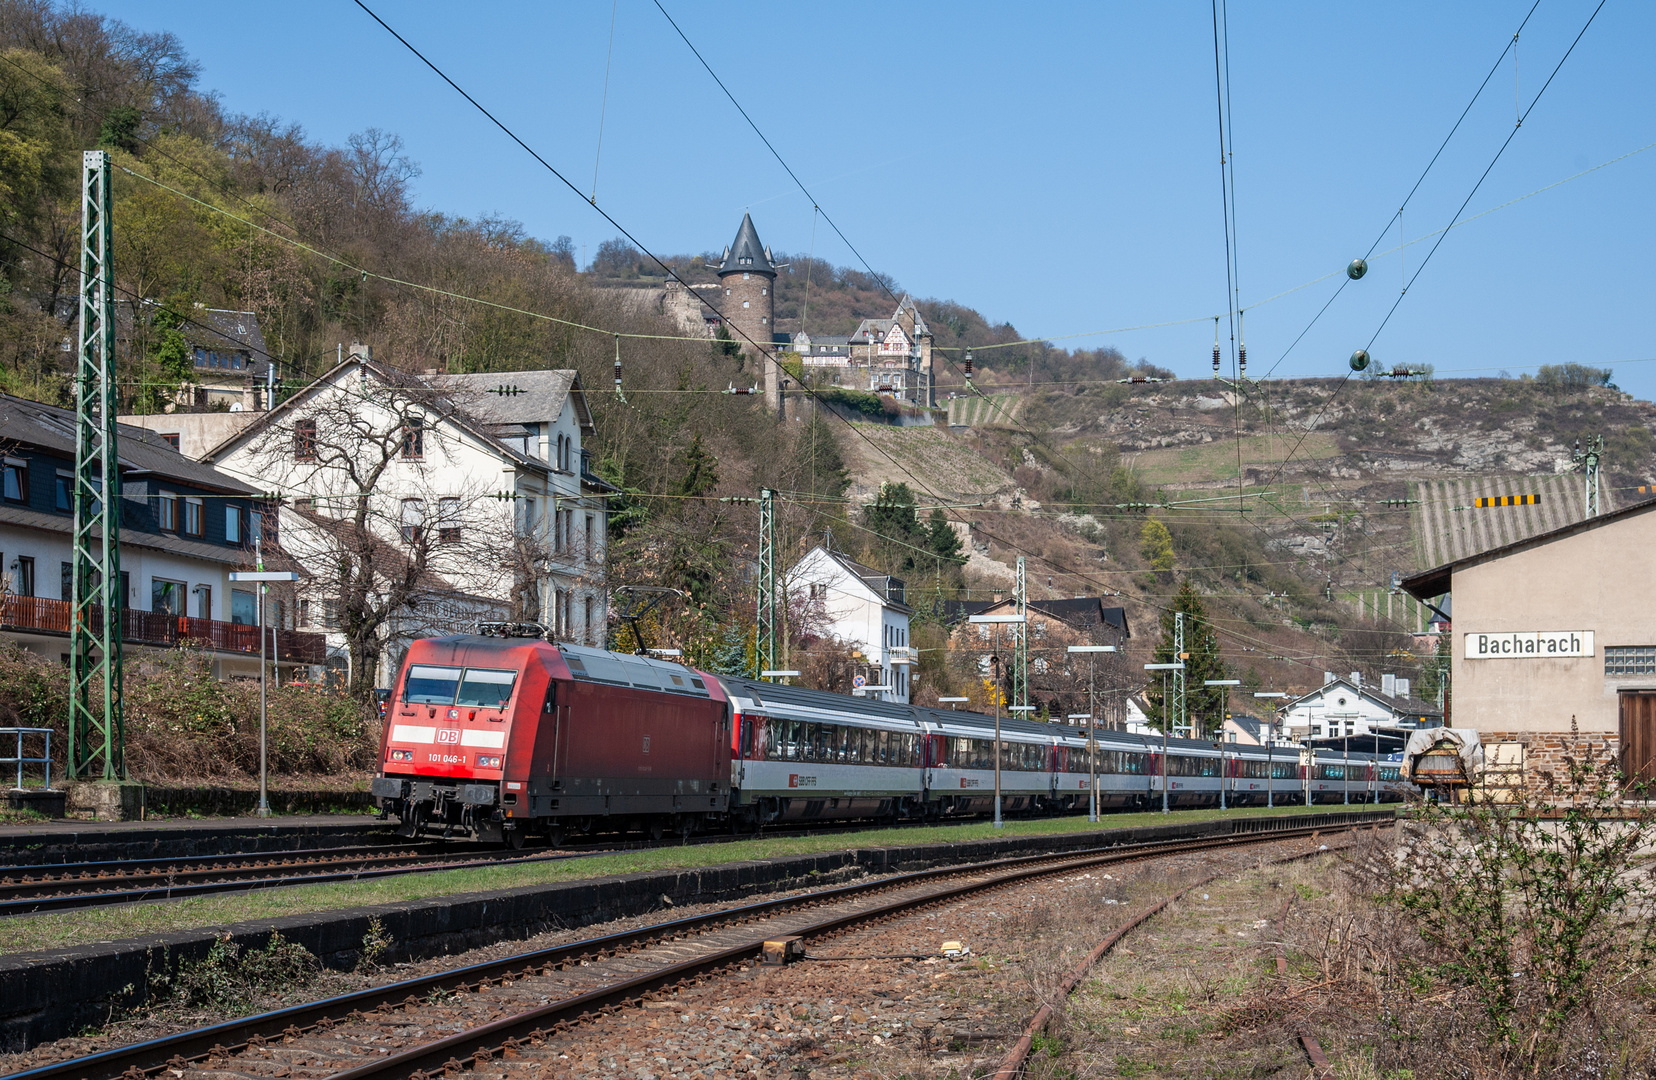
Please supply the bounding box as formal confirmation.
[0,594,327,664]
[886,645,918,666]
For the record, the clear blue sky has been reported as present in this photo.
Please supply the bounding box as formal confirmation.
[99,2,1656,395]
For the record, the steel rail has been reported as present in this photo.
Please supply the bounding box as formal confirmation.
[0,843,605,916]
[3,809,1391,1080]
[988,828,1387,1078]
[0,804,1396,915]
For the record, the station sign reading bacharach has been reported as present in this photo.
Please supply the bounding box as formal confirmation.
[1464,631,1594,659]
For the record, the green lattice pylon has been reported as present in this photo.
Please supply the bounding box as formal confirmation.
[755,487,776,679]
[68,149,125,780]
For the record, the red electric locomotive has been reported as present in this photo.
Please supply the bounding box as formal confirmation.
[370,629,731,846]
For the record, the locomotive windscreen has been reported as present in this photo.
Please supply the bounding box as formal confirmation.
[405,665,461,703]
[455,669,517,707]
[403,664,519,707]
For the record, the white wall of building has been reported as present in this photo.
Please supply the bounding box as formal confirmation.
[791,546,912,703]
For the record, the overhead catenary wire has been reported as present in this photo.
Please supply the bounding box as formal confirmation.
[1247,1,1608,538]
[1258,0,1545,381]
[590,0,620,205]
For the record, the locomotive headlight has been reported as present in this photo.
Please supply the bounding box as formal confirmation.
[389,749,413,762]
[477,755,502,769]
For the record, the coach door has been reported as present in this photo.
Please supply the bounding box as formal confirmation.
[1619,691,1656,793]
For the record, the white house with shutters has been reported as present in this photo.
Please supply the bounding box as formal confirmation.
[187,347,609,688]
[789,545,913,703]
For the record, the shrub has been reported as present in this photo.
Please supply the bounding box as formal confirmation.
[169,931,320,1013]
[1390,725,1656,1071]
[0,644,379,782]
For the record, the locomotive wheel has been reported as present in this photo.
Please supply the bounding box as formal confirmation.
[649,818,666,842]
[506,827,525,851]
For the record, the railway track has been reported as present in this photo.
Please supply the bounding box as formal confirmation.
[8,817,1386,1080]
[0,842,589,916]
[0,807,1384,915]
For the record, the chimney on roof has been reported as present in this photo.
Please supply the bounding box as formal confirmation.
[347,342,372,363]
[1382,673,1396,698]
[1350,672,1361,688]
[1324,671,1335,686]
[1396,678,1411,699]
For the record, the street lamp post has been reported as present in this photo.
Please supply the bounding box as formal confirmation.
[1146,662,1183,814]
[1070,645,1117,823]
[230,570,300,818]
[970,613,1025,830]
[1204,679,1240,810]
[1254,692,1288,809]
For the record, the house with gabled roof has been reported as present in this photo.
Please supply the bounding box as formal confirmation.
[1275,674,1443,747]
[186,346,608,689]
[0,391,324,678]
[793,295,937,408]
[790,544,913,703]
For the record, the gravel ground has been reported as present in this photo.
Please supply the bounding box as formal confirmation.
[0,833,1357,1079]
[0,869,877,1075]
[470,836,1350,1080]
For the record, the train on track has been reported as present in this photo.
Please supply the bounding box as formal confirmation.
[370,629,1405,844]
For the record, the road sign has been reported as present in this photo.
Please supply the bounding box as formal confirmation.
[852,674,866,688]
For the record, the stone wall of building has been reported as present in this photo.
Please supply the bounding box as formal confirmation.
[718,271,773,357]
[1482,728,1623,798]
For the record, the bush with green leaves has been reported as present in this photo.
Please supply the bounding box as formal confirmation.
[1390,727,1656,1072]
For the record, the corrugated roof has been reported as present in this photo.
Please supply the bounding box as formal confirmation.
[1404,496,1656,601]
[1411,474,1608,569]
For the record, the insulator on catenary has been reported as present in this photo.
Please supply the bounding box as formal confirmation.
[1348,258,1368,280]
[963,349,973,380]
[1239,343,1247,372]
[1350,349,1371,372]
[1212,345,1221,374]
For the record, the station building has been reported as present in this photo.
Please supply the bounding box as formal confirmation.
[1402,498,1656,794]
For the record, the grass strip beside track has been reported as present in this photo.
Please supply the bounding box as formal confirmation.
[0,805,1366,956]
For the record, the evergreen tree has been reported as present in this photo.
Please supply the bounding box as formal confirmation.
[861,482,928,575]
[707,621,752,677]
[1144,580,1227,736]
[673,432,719,499]
[926,508,966,566]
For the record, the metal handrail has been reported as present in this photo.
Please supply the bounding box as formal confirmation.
[0,727,52,792]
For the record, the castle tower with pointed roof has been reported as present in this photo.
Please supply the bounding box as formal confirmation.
[716,213,781,413]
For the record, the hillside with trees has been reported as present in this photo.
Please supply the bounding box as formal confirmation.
[4,1,1654,714]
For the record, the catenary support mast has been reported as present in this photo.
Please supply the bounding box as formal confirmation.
[755,487,776,679]
[69,150,125,780]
